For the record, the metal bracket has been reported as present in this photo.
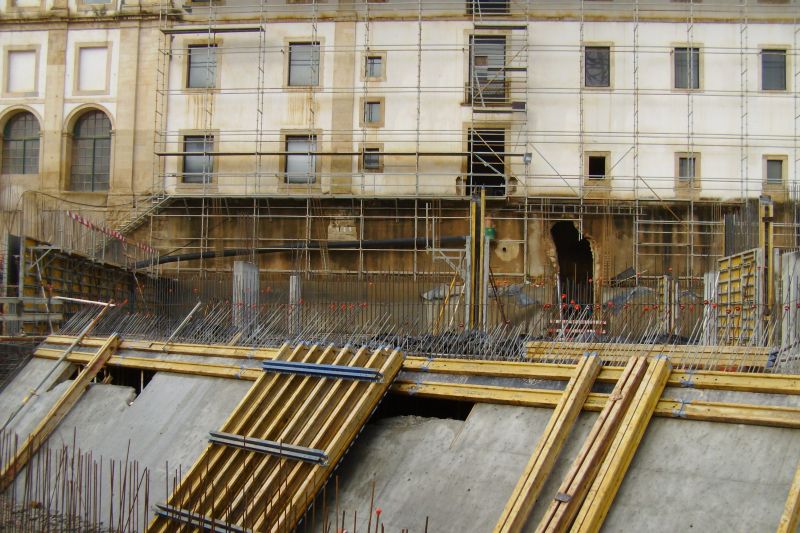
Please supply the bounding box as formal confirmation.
[262,360,384,383]
[672,399,690,419]
[554,492,572,503]
[208,431,329,465]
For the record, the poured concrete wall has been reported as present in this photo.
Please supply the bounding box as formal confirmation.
[329,402,800,533]
[0,360,251,526]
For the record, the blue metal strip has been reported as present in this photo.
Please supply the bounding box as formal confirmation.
[262,360,384,382]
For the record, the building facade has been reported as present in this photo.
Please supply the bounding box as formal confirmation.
[0,0,798,309]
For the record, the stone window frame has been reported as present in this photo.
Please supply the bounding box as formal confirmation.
[182,39,222,92]
[2,45,41,98]
[176,129,220,187]
[72,42,113,96]
[359,96,385,129]
[670,43,704,92]
[583,43,614,90]
[759,46,790,92]
[675,151,701,190]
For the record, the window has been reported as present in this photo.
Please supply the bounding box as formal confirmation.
[765,157,785,185]
[182,135,214,184]
[2,112,40,174]
[363,148,382,171]
[677,153,698,183]
[467,0,509,15]
[364,101,381,125]
[288,42,320,87]
[468,128,505,196]
[761,49,786,91]
[469,36,507,106]
[585,46,610,87]
[70,111,111,192]
[187,45,217,89]
[674,47,700,89]
[285,135,316,183]
[587,155,607,179]
[365,55,383,79]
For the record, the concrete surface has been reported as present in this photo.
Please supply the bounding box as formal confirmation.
[0,357,75,442]
[5,369,251,528]
[329,401,800,533]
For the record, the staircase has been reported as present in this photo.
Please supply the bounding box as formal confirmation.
[114,191,173,236]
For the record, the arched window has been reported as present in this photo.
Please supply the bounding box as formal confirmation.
[70,110,111,191]
[2,112,40,175]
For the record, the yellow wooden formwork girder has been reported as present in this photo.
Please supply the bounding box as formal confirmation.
[777,457,800,533]
[494,354,601,533]
[0,334,120,491]
[570,356,672,533]
[536,356,649,533]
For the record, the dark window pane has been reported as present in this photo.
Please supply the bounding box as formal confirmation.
[679,156,696,180]
[188,45,217,89]
[363,148,381,169]
[289,43,320,86]
[674,47,700,89]
[366,56,383,78]
[2,112,40,174]
[468,128,505,196]
[468,0,509,14]
[71,111,111,191]
[364,101,381,123]
[585,47,610,87]
[183,135,214,183]
[588,156,606,178]
[767,159,783,184]
[762,50,786,90]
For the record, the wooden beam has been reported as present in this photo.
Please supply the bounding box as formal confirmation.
[777,457,800,533]
[36,344,800,398]
[0,334,120,491]
[32,348,800,429]
[527,341,770,370]
[536,357,648,533]
[571,355,672,533]
[494,354,601,533]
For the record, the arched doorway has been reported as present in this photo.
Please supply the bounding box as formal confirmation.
[551,221,594,304]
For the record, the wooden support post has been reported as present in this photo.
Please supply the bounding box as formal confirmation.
[0,333,120,491]
[536,356,648,533]
[494,353,601,533]
[777,457,800,533]
[570,355,671,533]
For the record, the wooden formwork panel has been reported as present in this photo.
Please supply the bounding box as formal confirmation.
[716,248,763,345]
[147,342,403,533]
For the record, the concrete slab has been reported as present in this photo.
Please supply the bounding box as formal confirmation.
[330,401,800,533]
[5,371,251,528]
[0,357,75,441]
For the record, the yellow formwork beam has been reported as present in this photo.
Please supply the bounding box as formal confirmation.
[536,357,648,533]
[0,334,120,491]
[777,457,800,533]
[570,356,672,533]
[30,350,800,429]
[494,354,601,533]
[35,345,800,397]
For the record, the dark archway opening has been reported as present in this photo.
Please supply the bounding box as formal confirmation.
[551,221,594,304]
